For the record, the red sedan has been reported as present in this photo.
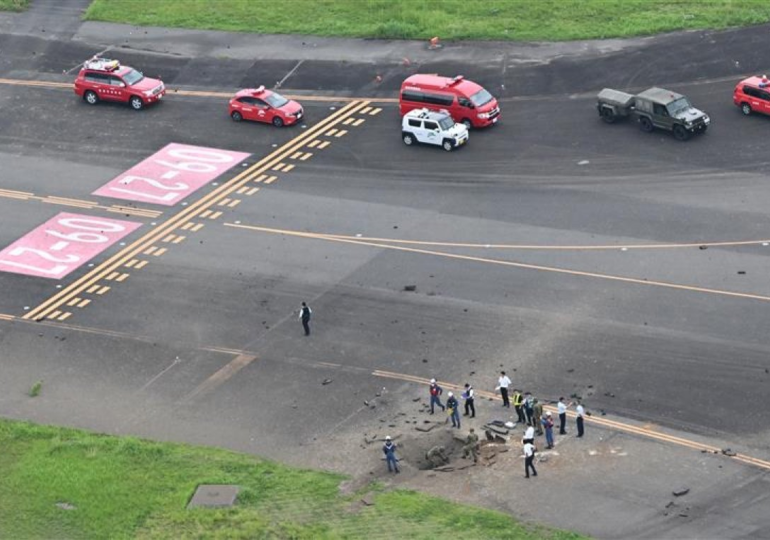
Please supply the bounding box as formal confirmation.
[228,86,303,127]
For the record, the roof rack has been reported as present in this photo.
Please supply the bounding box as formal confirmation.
[84,56,120,72]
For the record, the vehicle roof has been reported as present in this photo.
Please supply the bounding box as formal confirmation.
[235,87,275,98]
[738,75,770,89]
[402,74,483,95]
[637,87,684,104]
[404,108,452,121]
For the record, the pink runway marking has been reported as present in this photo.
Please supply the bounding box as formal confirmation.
[92,143,250,206]
[0,212,141,279]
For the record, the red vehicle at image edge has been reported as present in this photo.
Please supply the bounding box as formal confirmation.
[734,74,770,116]
[228,86,304,127]
[73,57,165,110]
[399,74,500,128]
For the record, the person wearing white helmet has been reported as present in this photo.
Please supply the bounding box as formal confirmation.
[429,378,445,415]
[446,391,460,429]
[382,435,399,473]
[542,411,555,449]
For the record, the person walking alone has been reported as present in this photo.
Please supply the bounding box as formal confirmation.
[576,400,585,438]
[382,436,399,474]
[542,411,554,449]
[523,440,537,478]
[496,371,512,408]
[299,302,312,336]
[447,392,461,429]
[429,379,445,415]
[462,383,475,418]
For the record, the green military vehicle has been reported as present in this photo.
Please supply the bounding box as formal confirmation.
[596,87,710,141]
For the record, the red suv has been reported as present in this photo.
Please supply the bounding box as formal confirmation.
[228,86,303,127]
[74,57,165,111]
[734,75,770,117]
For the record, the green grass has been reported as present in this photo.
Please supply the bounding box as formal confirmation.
[83,0,770,41]
[0,418,584,539]
[0,0,29,12]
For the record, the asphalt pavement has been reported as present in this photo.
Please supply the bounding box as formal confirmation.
[0,3,769,538]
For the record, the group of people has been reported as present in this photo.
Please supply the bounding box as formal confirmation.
[383,375,588,476]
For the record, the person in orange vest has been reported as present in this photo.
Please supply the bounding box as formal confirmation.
[512,389,525,423]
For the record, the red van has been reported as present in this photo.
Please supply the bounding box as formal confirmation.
[733,75,770,117]
[400,74,500,128]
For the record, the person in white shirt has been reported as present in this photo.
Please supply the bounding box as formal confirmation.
[522,425,535,445]
[557,397,570,435]
[576,400,586,438]
[462,383,475,418]
[496,371,512,408]
[523,441,537,478]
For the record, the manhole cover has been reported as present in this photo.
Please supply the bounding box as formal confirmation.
[187,485,240,509]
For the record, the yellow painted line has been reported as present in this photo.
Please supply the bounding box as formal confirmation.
[307,140,320,148]
[87,285,100,294]
[135,260,149,269]
[264,176,277,185]
[219,198,231,206]
[182,354,258,402]
[0,188,34,197]
[0,313,15,321]
[283,164,296,173]
[335,130,348,137]
[22,100,368,321]
[353,118,365,127]
[318,141,331,149]
[254,174,268,183]
[77,298,91,308]
[300,152,313,161]
[106,271,119,281]
[371,370,770,472]
[42,198,94,209]
[162,234,176,243]
[369,107,382,115]
[225,224,770,305]
[273,163,286,172]
[143,246,158,256]
[153,247,167,256]
[125,259,138,268]
[49,310,61,320]
[0,192,29,200]
[191,223,205,232]
[237,186,249,195]
[291,151,303,159]
[209,211,223,220]
[181,222,195,231]
[246,187,258,196]
[67,298,81,307]
[228,199,241,208]
[58,312,72,321]
[115,273,129,282]
[200,209,213,218]
[326,128,338,136]
[172,236,185,244]
[360,106,372,114]
[343,118,355,125]
[96,286,110,295]
[0,77,400,103]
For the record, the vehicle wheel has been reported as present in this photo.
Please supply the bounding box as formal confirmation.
[129,96,144,111]
[231,111,243,122]
[272,116,284,127]
[639,116,653,133]
[741,103,752,116]
[84,90,98,105]
[402,132,414,146]
[672,124,690,141]
[461,118,473,130]
[442,139,454,152]
[600,107,616,124]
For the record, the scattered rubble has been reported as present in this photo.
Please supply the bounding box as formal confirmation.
[672,488,690,497]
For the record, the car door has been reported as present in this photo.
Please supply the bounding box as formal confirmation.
[652,103,671,129]
[252,98,271,123]
[422,120,440,144]
[108,75,128,102]
[86,72,111,100]
[235,97,257,120]
[759,89,770,116]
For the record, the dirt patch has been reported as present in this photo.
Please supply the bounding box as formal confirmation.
[396,427,466,470]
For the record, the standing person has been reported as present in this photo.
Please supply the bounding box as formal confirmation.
[512,389,525,423]
[523,440,537,478]
[557,397,569,435]
[533,399,544,436]
[462,383,476,418]
[523,392,535,426]
[463,428,480,463]
[382,436,399,474]
[298,302,312,336]
[522,425,535,445]
[576,400,585,438]
[447,392,461,429]
[428,379,445,415]
[542,411,554,449]
[496,371,512,408]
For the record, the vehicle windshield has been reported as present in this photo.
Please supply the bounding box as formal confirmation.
[122,69,144,86]
[667,97,692,116]
[470,88,494,107]
[264,92,289,108]
[438,116,455,130]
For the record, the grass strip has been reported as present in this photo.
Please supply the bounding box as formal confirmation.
[0,418,584,539]
[0,0,29,12]
[84,0,770,41]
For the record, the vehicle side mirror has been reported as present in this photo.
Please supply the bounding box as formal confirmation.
[119,82,126,88]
